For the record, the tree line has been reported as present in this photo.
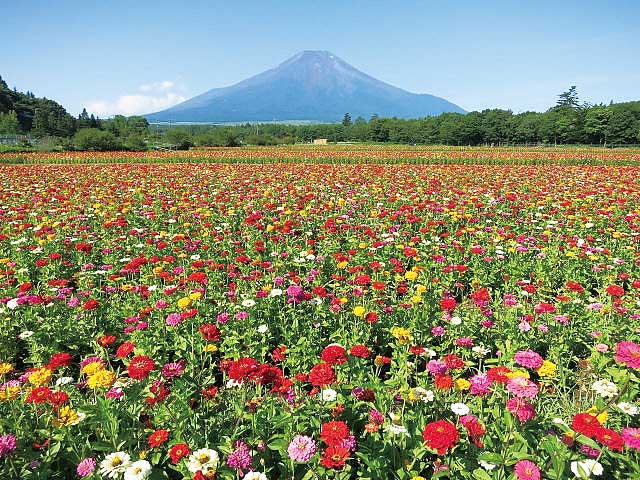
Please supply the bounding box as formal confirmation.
[1,77,639,150]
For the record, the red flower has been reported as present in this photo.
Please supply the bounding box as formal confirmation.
[26,386,52,404]
[487,366,512,384]
[566,281,585,293]
[320,420,350,446]
[116,341,136,358]
[605,285,625,296]
[148,429,169,448]
[434,374,453,390]
[128,355,155,380]
[82,299,100,310]
[97,334,117,347]
[321,345,347,365]
[443,354,464,370]
[460,415,486,448]
[349,345,370,358]
[596,428,624,451]
[572,413,604,438]
[320,445,350,469]
[422,420,460,454]
[440,296,457,312]
[364,311,379,323]
[48,352,73,369]
[308,363,336,387]
[48,391,69,408]
[169,443,191,464]
[199,324,221,342]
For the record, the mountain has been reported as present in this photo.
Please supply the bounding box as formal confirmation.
[145,51,465,123]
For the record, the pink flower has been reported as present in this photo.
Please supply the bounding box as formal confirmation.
[287,435,316,462]
[431,326,446,336]
[162,360,185,379]
[595,343,609,353]
[514,350,543,369]
[506,377,539,398]
[426,360,448,376]
[615,341,640,369]
[622,427,640,451]
[165,312,183,327]
[0,434,17,458]
[216,312,231,323]
[506,397,536,422]
[469,373,492,396]
[514,459,540,480]
[455,337,474,347]
[76,457,96,477]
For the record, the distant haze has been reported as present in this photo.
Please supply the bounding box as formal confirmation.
[145,51,465,123]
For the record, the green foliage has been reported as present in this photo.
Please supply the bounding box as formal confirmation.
[164,128,194,149]
[0,110,19,134]
[74,128,121,151]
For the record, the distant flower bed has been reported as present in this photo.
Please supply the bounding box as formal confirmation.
[0,161,639,478]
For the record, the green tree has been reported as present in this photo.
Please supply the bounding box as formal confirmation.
[583,106,611,144]
[74,128,120,150]
[0,110,19,134]
[164,128,193,149]
[607,110,637,144]
[342,113,352,127]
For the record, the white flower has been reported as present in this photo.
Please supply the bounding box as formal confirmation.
[320,388,337,402]
[617,402,638,416]
[244,473,268,480]
[56,376,75,386]
[450,316,462,325]
[6,298,18,310]
[479,459,497,471]
[410,387,434,403]
[591,379,618,398]
[451,403,470,416]
[187,448,219,474]
[100,452,131,479]
[124,460,152,480]
[18,330,34,339]
[241,299,256,308]
[269,288,283,297]
[384,422,408,435]
[257,324,268,334]
[226,379,243,388]
[472,345,491,357]
[570,459,603,478]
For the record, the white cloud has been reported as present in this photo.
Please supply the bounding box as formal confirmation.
[84,81,186,117]
[139,80,175,92]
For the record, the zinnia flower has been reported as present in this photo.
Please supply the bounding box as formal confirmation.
[76,457,96,477]
[621,427,640,451]
[614,341,640,369]
[422,420,459,454]
[514,459,540,480]
[0,434,17,458]
[288,435,316,462]
[123,460,152,480]
[100,452,131,479]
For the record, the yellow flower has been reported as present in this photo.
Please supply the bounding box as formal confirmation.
[0,384,20,401]
[391,327,411,344]
[189,292,202,301]
[203,344,218,353]
[374,355,386,367]
[455,378,471,391]
[87,369,116,389]
[28,367,52,386]
[352,306,366,317]
[0,363,14,376]
[505,370,530,379]
[404,271,418,281]
[536,360,556,377]
[415,284,426,294]
[177,297,192,309]
[411,477,427,480]
[52,406,83,427]
[152,266,164,275]
[336,261,348,269]
[587,406,608,424]
[81,361,105,376]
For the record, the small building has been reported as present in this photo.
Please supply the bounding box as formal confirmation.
[313,138,328,145]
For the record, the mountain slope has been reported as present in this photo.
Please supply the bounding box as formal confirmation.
[146,51,465,122]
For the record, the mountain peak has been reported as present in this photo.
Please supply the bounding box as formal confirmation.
[146,52,465,123]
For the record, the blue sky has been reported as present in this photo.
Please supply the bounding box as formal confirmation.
[2,0,639,117]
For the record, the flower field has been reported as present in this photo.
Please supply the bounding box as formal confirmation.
[1,157,640,479]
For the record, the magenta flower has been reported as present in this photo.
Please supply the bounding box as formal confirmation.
[0,434,17,458]
[469,373,492,396]
[287,435,316,462]
[165,312,183,326]
[514,350,544,369]
[506,377,539,398]
[514,459,540,480]
[506,397,536,422]
[615,341,640,369]
[162,360,186,379]
[622,427,640,450]
[227,441,252,472]
[76,457,96,477]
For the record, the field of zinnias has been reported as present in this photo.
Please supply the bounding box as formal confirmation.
[1,158,639,479]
